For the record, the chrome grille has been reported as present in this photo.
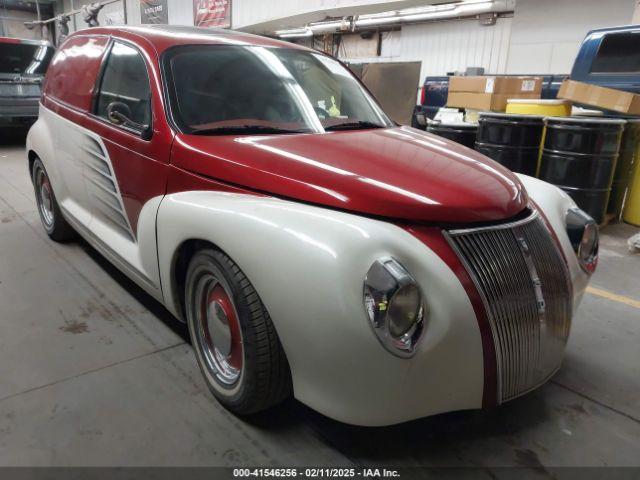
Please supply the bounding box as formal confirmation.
[446,212,572,402]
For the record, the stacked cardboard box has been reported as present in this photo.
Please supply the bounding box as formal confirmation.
[447,76,542,111]
[558,79,640,115]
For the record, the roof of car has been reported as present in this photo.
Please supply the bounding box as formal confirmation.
[73,25,308,53]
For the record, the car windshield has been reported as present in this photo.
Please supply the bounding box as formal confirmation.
[164,45,393,135]
[0,43,54,75]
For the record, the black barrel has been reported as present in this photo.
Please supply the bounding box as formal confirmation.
[539,117,626,224]
[475,113,545,176]
[427,122,478,149]
[608,119,640,218]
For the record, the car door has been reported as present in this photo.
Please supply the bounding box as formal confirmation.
[81,39,172,297]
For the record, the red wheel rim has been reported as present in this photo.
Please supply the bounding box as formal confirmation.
[197,275,243,385]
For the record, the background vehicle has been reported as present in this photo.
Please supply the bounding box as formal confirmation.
[0,37,54,128]
[570,24,640,93]
[412,74,566,126]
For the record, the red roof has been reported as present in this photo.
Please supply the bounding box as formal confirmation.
[70,25,308,54]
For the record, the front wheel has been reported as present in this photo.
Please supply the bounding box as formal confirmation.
[32,158,75,242]
[185,248,292,415]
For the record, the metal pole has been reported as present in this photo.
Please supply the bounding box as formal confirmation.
[71,0,77,31]
[34,0,43,39]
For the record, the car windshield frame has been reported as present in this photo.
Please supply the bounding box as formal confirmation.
[160,44,394,135]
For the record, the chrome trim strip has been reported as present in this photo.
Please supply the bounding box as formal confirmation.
[443,232,504,401]
[448,210,538,236]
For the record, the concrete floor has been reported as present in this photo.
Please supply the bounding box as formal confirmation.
[0,133,639,469]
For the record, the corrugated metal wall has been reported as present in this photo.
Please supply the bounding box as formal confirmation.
[339,17,513,82]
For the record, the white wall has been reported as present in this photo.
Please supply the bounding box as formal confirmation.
[340,17,513,82]
[505,0,636,74]
[62,0,194,33]
[233,0,438,31]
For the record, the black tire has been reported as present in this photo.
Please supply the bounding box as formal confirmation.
[31,157,75,242]
[185,247,292,415]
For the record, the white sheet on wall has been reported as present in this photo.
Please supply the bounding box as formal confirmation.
[338,33,379,59]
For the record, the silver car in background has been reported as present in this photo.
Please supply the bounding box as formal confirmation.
[0,37,54,129]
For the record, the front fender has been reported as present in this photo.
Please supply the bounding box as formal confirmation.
[156,191,485,426]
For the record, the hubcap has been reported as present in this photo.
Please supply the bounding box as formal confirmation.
[36,168,54,228]
[195,273,243,385]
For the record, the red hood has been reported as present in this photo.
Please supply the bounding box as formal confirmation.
[171,126,528,223]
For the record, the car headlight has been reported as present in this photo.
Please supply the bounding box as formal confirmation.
[364,258,426,357]
[566,207,599,274]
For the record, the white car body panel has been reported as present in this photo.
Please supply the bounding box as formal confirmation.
[156,192,486,426]
[27,105,163,300]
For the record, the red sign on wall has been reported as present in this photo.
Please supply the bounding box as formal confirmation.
[194,0,231,28]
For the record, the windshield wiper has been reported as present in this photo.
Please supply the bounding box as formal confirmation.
[190,125,309,135]
[324,121,385,131]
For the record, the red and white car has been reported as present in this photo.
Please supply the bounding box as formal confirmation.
[27,26,598,426]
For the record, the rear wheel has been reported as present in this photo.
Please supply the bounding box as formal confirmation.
[32,158,75,242]
[185,248,292,415]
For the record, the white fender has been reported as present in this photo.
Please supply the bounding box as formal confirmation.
[26,105,56,182]
[156,191,485,426]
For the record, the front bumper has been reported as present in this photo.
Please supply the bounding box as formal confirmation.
[0,97,40,124]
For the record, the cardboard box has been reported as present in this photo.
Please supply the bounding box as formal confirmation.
[558,79,640,115]
[447,92,539,112]
[449,76,543,95]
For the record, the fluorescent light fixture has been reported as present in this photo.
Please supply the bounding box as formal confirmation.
[308,20,346,32]
[275,27,313,38]
[276,0,495,38]
[355,0,494,27]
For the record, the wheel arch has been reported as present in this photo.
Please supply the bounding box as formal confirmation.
[170,238,216,323]
[27,149,39,177]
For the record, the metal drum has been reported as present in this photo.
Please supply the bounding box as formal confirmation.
[608,119,640,218]
[475,113,545,176]
[427,122,478,149]
[539,117,626,224]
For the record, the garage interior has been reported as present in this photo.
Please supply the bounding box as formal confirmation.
[1,0,640,474]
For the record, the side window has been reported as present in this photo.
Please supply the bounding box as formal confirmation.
[590,32,640,74]
[96,41,151,131]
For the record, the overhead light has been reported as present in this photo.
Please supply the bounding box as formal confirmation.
[275,27,313,38]
[276,0,496,38]
[277,18,349,37]
[355,0,494,27]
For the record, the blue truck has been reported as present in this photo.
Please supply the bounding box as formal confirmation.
[412,24,640,127]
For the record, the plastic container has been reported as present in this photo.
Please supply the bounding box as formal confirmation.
[506,99,571,117]
[622,123,640,226]
[608,119,640,218]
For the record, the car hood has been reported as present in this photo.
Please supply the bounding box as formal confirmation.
[172,126,528,223]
